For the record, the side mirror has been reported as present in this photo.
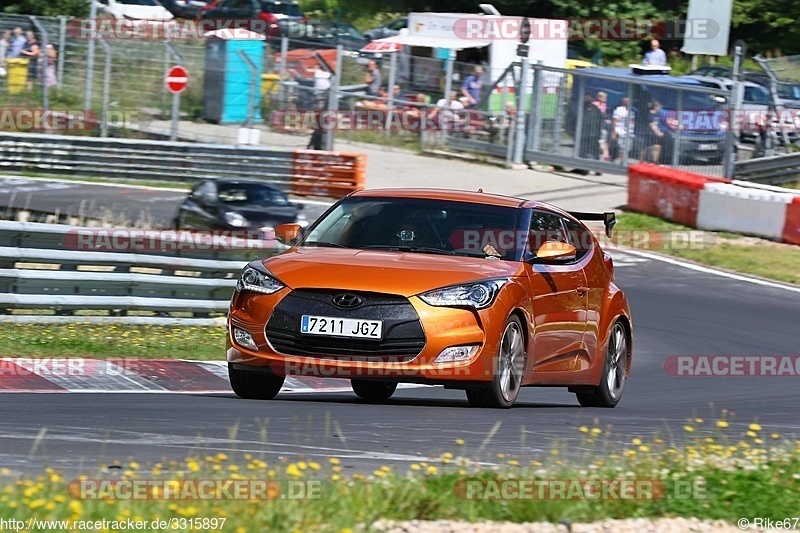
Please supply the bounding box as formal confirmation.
[275,223,303,245]
[293,202,305,210]
[531,240,577,263]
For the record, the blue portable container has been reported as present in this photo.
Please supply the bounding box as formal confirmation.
[203,29,266,124]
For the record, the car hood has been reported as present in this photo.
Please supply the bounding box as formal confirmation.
[263,247,524,297]
[228,205,298,225]
[116,5,175,20]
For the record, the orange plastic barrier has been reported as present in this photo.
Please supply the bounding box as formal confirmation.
[290,150,366,198]
[782,196,800,246]
[627,163,730,227]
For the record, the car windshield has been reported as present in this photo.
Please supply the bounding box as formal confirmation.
[744,86,771,104]
[302,197,522,261]
[217,183,290,206]
[263,1,301,16]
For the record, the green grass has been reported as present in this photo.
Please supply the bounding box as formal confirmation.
[614,212,800,285]
[0,323,224,360]
[1,422,798,531]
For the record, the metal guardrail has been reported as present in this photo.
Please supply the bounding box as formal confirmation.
[0,132,295,186]
[0,220,284,320]
[734,151,800,185]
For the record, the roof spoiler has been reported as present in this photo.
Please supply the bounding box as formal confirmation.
[568,211,616,237]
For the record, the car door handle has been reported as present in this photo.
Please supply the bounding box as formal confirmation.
[576,285,588,297]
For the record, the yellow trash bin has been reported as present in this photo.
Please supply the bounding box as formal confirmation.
[261,73,280,105]
[6,58,30,95]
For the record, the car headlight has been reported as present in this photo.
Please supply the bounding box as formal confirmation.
[224,211,248,227]
[419,279,508,309]
[236,265,285,294]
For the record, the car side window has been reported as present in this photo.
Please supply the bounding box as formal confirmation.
[564,218,592,261]
[529,210,568,256]
[388,19,407,30]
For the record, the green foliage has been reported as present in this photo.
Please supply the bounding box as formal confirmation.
[2,0,89,17]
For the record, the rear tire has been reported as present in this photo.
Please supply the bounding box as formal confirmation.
[228,364,285,400]
[466,315,526,409]
[576,321,628,408]
[351,380,397,402]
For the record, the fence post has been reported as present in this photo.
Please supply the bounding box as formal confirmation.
[671,89,683,167]
[279,36,288,106]
[385,50,397,134]
[325,45,343,151]
[513,56,530,165]
[236,50,258,129]
[443,50,454,105]
[57,16,66,90]
[98,39,111,138]
[724,43,744,179]
[572,75,586,159]
[84,0,97,112]
[528,61,543,152]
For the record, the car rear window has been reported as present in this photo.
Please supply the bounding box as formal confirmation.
[262,1,301,16]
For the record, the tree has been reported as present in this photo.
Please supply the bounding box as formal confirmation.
[2,0,89,18]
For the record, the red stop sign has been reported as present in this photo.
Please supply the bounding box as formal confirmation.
[165,65,188,94]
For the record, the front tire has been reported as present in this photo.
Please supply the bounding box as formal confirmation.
[466,315,526,408]
[576,321,628,408]
[351,379,397,402]
[228,364,285,400]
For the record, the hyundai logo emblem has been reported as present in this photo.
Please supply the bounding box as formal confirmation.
[332,293,364,309]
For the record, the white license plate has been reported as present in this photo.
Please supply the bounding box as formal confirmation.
[300,315,382,339]
[698,143,718,151]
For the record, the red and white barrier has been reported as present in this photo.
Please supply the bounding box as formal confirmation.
[628,163,800,245]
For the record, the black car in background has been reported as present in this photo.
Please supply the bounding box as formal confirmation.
[294,21,368,50]
[363,17,407,40]
[160,0,208,19]
[174,178,306,231]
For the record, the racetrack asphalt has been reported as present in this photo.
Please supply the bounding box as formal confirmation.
[1,249,798,475]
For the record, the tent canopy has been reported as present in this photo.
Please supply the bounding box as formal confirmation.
[361,34,491,53]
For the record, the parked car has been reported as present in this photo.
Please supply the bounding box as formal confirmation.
[568,68,729,164]
[159,0,207,19]
[92,0,174,21]
[174,179,306,231]
[201,0,304,38]
[683,75,777,142]
[688,66,800,109]
[363,17,408,41]
[293,21,369,51]
[227,188,632,408]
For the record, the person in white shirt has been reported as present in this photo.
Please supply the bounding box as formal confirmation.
[643,39,667,66]
[436,91,464,109]
[611,98,635,161]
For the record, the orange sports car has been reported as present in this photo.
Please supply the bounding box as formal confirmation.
[226,189,632,408]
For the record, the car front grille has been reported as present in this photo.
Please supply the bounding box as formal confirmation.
[265,289,426,362]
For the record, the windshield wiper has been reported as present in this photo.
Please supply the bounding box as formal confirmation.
[303,241,349,248]
[359,245,457,256]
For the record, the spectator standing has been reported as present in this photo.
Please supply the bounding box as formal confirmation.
[643,39,667,66]
[580,94,603,160]
[44,44,58,88]
[365,60,381,96]
[640,100,667,163]
[20,31,40,89]
[611,97,635,161]
[592,91,611,160]
[0,31,10,70]
[7,27,26,59]
[461,65,483,108]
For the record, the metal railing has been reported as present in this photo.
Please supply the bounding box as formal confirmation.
[734,151,800,184]
[0,132,295,184]
[0,220,284,321]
